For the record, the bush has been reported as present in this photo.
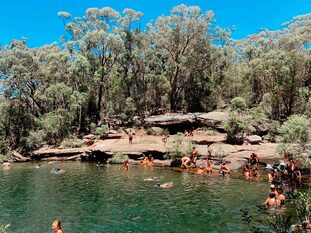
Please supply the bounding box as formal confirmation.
[95,125,108,138]
[165,133,193,161]
[229,97,246,111]
[107,153,129,164]
[61,138,84,148]
[279,115,311,145]
[26,130,45,151]
[267,120,281,142]
[224,111,255,144]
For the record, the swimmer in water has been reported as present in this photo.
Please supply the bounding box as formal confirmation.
[156,182,173,189]
[120,160,130,171]
[52,219,64,233]
[2,161,11,170]
[196,166,204,175]
[50,167,65,174]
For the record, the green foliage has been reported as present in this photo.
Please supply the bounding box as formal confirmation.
[293,192,311,223]
[279,115,311,145]
[123,97,137,117]
[107,153,129,164]
[267,120,281,142]
[26,130,45,151]
[60,138,84,148]
[165,133,193,161]
[95,125,109,138]
[41,110,72,144]
[224,111,255,144]
[1,6,311,150]
[267,214,292,233]
[229,97,246,111]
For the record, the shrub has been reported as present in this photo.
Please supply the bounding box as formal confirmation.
[224,111,255,144]
[165,133,193,161]
[61,138,84,148]
[26,130,45,151]
[107,153,129,164]
[95,125,108,138]
[279,115,311,145]
[267,120,281,142]
[229,97,246,111]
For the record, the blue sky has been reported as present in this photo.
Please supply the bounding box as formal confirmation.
[1,0,311,47]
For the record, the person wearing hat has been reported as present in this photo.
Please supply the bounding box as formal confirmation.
[264,192,280,208]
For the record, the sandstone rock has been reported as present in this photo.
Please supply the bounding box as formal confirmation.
[150,127,165,135]
[84,134,96,140]
[12,151,30,162]
[144,113,196,126]
[132,116,143,126]
[246,135,262,144]
[109,130,118,134]
[83,139,95,146]
[196,112,228,131]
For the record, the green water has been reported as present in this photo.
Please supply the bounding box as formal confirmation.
[0,162,270,233]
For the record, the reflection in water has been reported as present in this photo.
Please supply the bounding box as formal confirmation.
[0,162,275,232]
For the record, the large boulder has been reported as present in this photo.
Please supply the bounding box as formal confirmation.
[150,127,165,136]
[246,135,262,144]
[84,134,97,140]
[144,113,196,126]
[196,112,228,131]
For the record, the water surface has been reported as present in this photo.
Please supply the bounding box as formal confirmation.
[0,162,271,232]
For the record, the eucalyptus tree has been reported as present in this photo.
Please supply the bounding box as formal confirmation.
[148,4,216,111]
[0,40,44,132]
[59,7,124,121]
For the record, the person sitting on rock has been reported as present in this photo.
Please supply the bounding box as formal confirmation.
[181,156,191,170]
[191,146,198,167]
[219,162,230,176]
[206,161,213,174]
[147,155,154,167]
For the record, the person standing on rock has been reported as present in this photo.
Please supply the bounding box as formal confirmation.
[128,131,133,144]
[191,146,198,167]
[206,144,212,159]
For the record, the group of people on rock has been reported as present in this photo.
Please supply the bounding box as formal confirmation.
[180,145,230,176]
[267,155,302,186]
